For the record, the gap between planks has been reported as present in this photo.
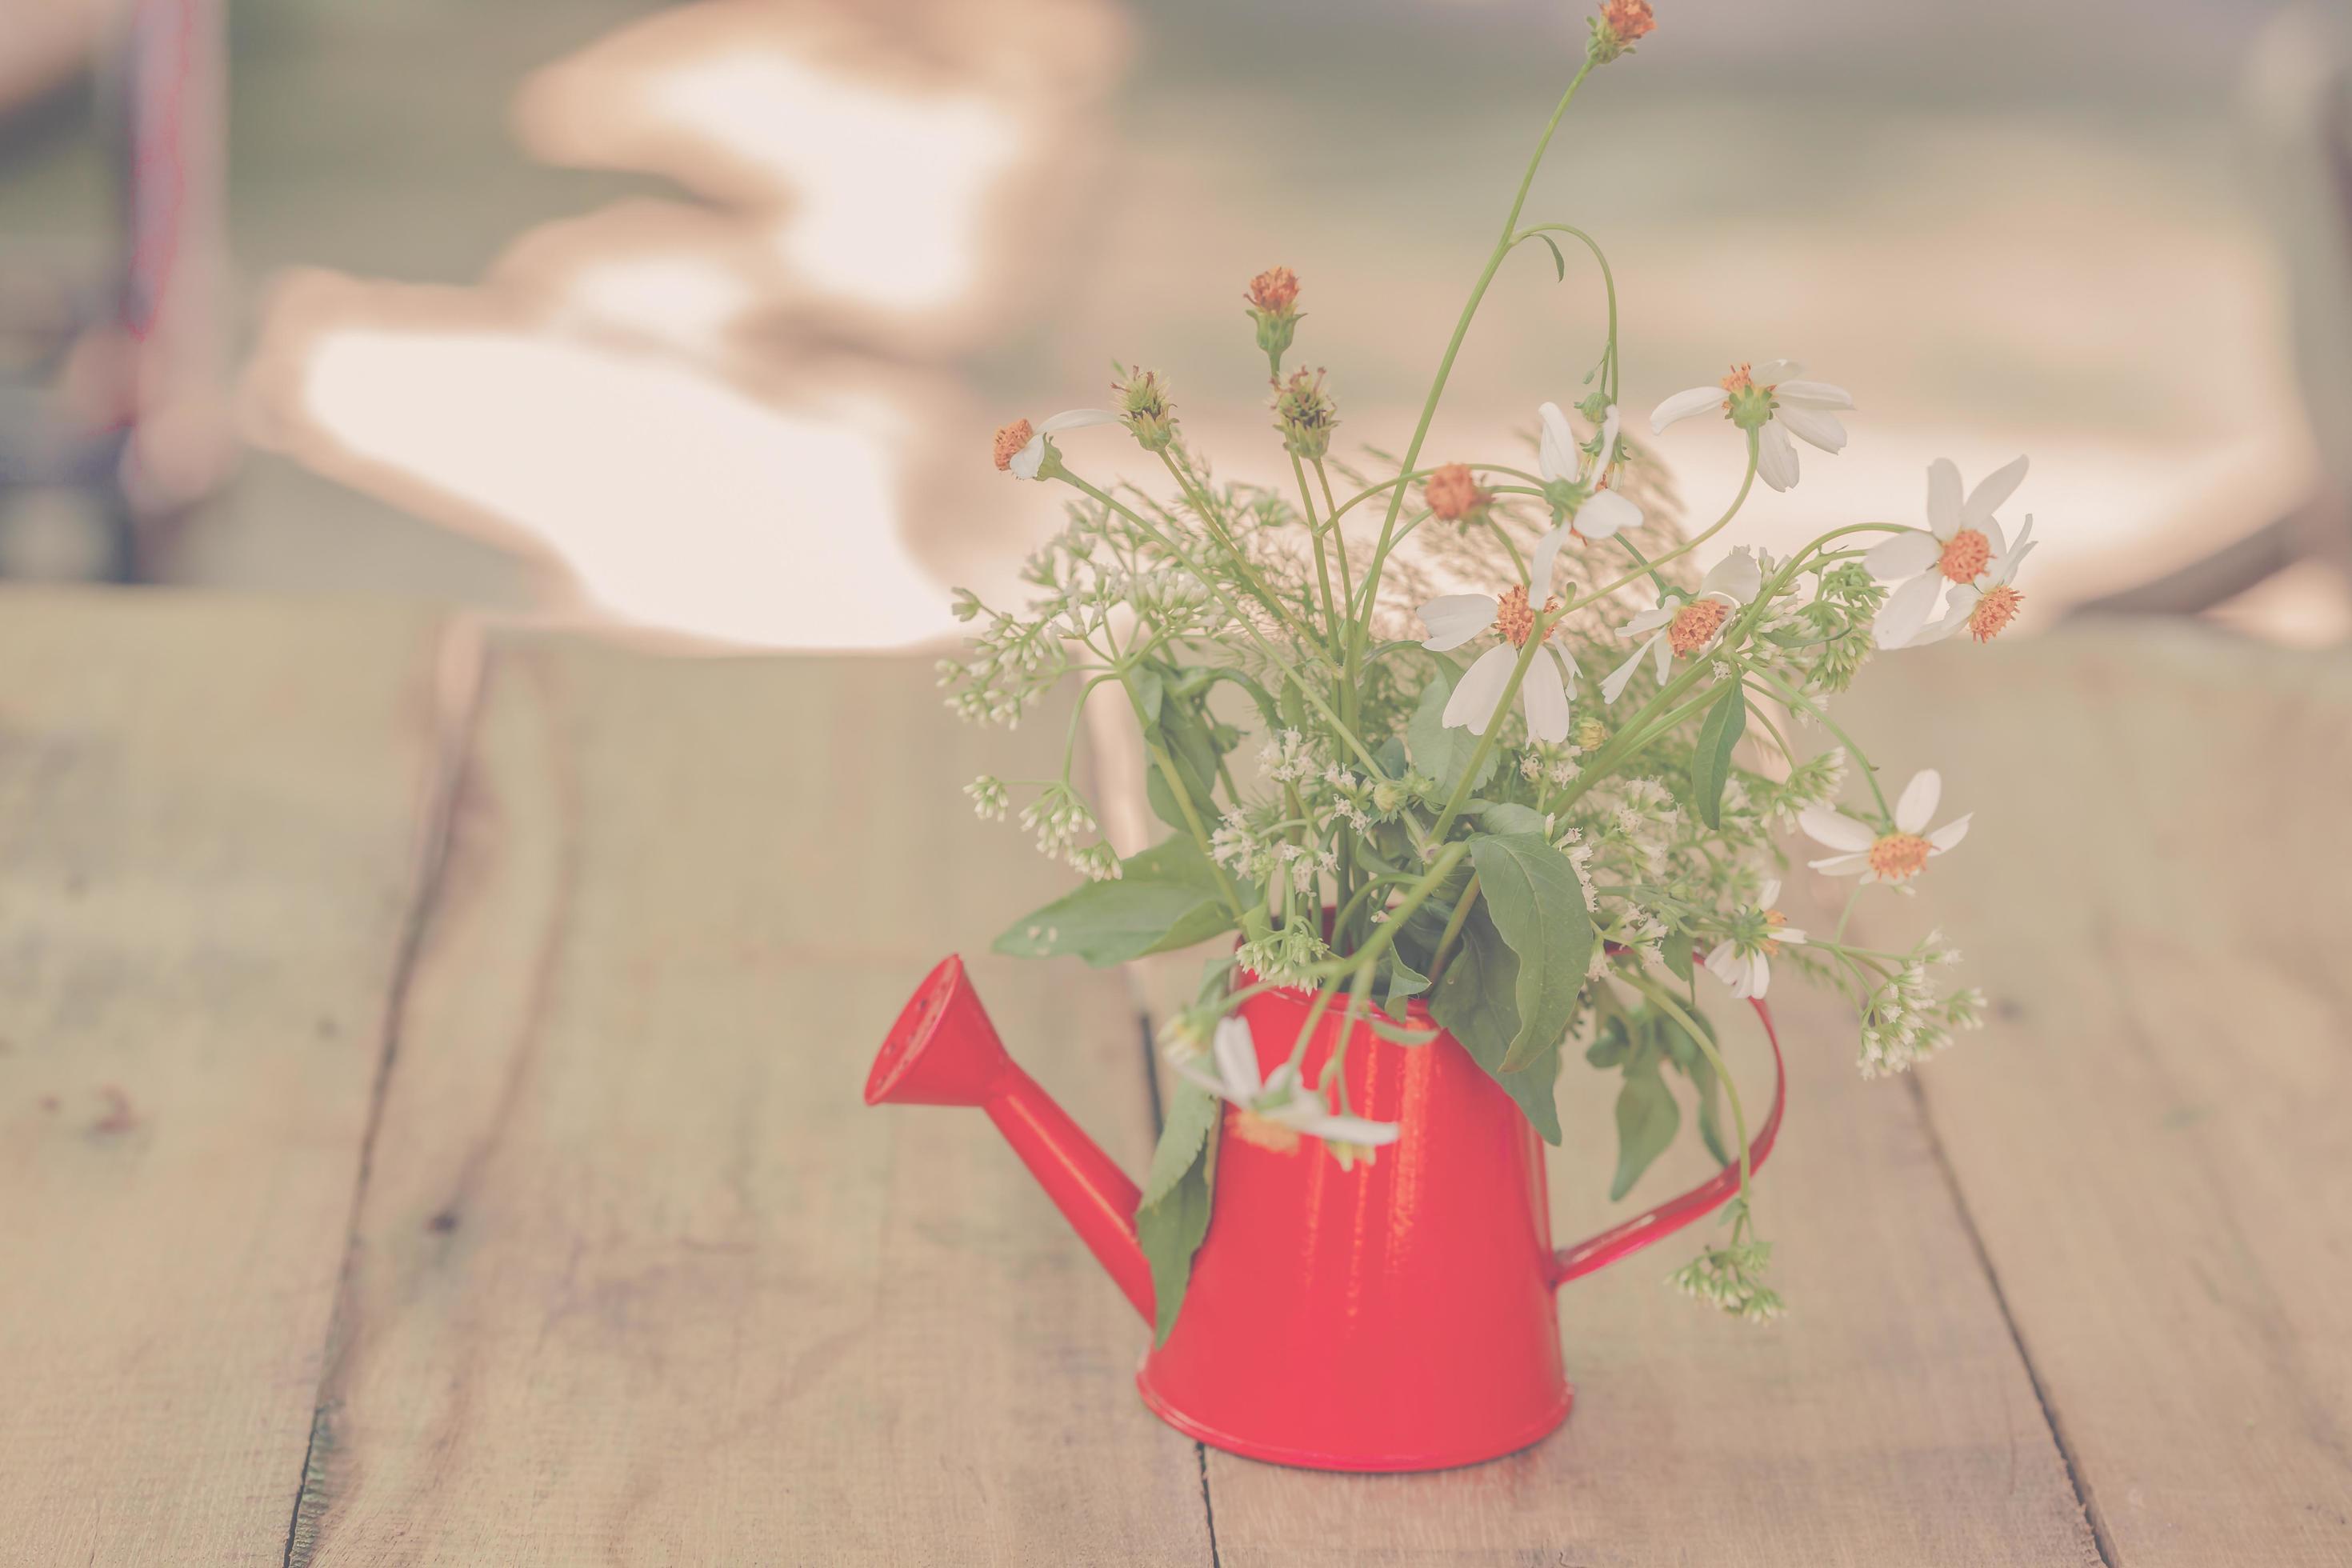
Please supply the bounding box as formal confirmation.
[281,616,490,1568]
[1905,1072,2120,1568]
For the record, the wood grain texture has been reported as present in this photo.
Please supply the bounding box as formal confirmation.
[0,590,460,1566]
[1838,622,2352,1566]
[290,642,1211,1566]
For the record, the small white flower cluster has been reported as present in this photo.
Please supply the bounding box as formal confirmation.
[1856,935,1983,1078]
[1210,804,1287,885]
[1670,1237,1785,1322]
[965,774,1010,822]
[1604,777,1682,878]
[1519,740,1584,790]
[1018,784,1112,878]
[1258,727,1323,784]
[1234,924,1333,989]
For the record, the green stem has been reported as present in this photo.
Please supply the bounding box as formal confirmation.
[1426,871,1482,983]
[1157,446,1322,653]
[1745,666,1890,817]
[1556,435,1758,619]
[1351,58,1597,675]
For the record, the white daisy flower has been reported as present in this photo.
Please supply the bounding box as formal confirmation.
[1599,547,1761,704]
[1534,401,1643,562]
[1866,456,2031,648]
[1799,769,1970,885]
[1704,878,1809,1001]
[1415,570,1582,743]
[1174,1017,1401,1154]
[994,408,1122,481]
[1650,359,1854,493]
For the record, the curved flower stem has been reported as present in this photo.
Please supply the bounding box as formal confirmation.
[1514,222,1619,406]
[1558,434,1759,618]
[1352,59,1596,676]
[1486,518,1531,584]
[1744,665,1890,817]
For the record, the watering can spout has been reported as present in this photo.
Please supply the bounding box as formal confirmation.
[866,956,1156,1322]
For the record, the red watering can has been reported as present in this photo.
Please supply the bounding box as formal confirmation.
[866,954,1785,1472]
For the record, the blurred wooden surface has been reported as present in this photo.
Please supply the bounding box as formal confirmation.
[0,599,2345,1565]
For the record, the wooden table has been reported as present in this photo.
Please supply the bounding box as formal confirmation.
[2,591,2346,1566]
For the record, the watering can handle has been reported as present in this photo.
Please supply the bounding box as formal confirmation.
[1549,991,1787,1287]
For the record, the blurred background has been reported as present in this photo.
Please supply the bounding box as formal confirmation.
[3,0,2348,649]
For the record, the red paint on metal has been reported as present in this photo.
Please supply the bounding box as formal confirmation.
[867,954,1785,1471]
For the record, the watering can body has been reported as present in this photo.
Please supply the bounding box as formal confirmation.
[867,955,1782,1473]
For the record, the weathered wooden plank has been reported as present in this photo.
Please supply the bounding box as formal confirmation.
[1188,962,2101,1566]
[1838,622,2352,1566]
[291,645,1211,1566]
[0,590,462,1566]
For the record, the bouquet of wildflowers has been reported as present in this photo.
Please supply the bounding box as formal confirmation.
[946,0,2028,1332]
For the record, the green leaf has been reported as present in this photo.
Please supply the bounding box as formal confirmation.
[1663,935,1694,985]
[1655,1003,1730,1166]
[1141,1074,1221,1209]
[993,837,1236,965]
[1473,801,1548,836]
[1137,1082,1220,1346]
[1407,662,1499,794]
[1367,1017,1440,1046]
[1430,901,1562,1144]
[1144,692,1225,833]
[1533,231,1568,280]
[1383,952,1430,1015]
[1466,833,1596,1072]
[1689,680,1747,830]
[1131,664,1166,726]
[1610,1056,1681,1201]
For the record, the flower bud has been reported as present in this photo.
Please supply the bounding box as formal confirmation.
[1574,717,1609,751]
[1588,0,1655,65]
[1424,462,1490,523]
[1271,368,1338,462]
[1245,266,1303,372]
[1371,779,1407,814]
[1114,365,1179,453]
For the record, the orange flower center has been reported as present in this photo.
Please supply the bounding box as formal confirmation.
[1666,598,1729,657]
[1762,907,1787,955]
[1939,528,1992,583]
[1968,584,2023,643]
[1233,1109,1300,1154]
[991,419,1034,471]
[1719,362,1754,394]
[1601,0,1656,43]
[1868,833,1932,882]
[1425,462,1487,522]
[1496,583,1556,646]
[1246,266,1299,313]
